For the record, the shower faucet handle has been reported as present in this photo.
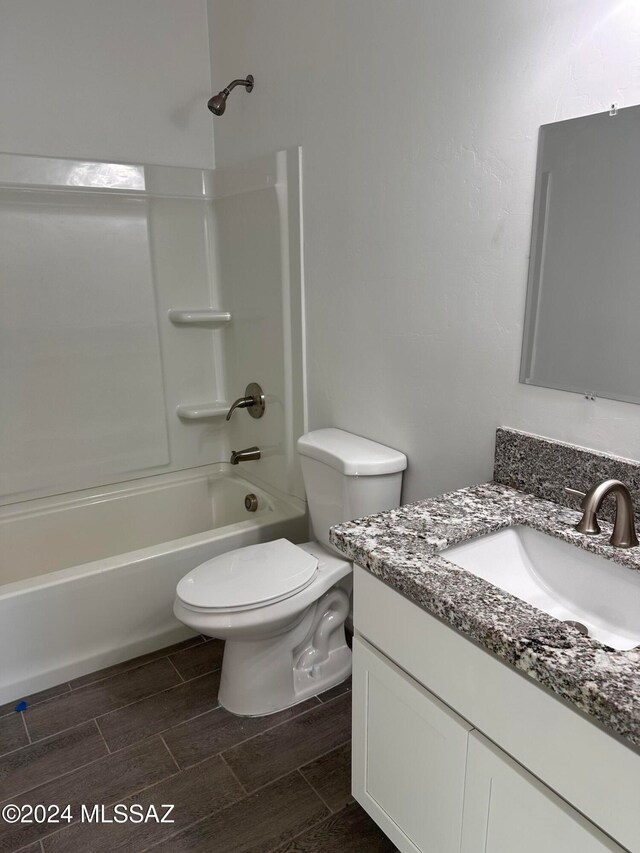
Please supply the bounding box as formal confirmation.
[226,383,266,421]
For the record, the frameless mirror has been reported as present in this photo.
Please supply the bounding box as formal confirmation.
[520,104,640,404]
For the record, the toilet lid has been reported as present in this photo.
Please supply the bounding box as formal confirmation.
[176,539,319,611]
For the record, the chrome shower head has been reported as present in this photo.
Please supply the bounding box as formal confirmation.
[208,75,254,116]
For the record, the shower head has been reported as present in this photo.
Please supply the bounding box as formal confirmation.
[208,75,254,116]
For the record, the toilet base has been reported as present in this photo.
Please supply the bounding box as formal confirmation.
[218,587,352,716]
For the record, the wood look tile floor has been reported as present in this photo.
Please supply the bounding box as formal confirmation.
[0,637,395,852]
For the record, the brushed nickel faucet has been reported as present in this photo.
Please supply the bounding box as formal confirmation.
[226,383,265,421]
[570,479,639,548]
[230,446,261,465]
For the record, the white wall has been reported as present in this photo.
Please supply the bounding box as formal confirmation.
[0,0,214,168]
[208,0,640,502]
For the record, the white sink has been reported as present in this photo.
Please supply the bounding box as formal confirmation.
[444,526,640,650]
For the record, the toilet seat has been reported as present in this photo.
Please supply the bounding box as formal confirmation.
[175,538,319,613]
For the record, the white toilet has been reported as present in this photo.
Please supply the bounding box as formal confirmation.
[174,428,407,716]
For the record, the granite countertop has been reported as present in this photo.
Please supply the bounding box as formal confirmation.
[329,482,640,749]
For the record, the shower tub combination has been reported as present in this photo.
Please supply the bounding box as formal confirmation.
[0,465,307,704]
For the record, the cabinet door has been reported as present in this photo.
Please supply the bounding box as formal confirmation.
[352,636,472,853]
[461,732,626,853]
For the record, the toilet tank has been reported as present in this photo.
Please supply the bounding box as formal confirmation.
[297,428,407,553]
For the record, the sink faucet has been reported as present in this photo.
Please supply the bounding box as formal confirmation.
[230,446,261,465]
[573,479,639,548]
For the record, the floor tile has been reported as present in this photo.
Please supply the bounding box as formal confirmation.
[151,771,329,853]
[168,640,224,681]
[0,737,176,852]
[0,639,370,852]
[317,677,351,703]
[274,801,396,852]
[25,659,181,742]
[42,753,244,853]
[223,693,352,792]
[0,685,71,719]
[97,671,221,752]
[69,636,203,690]
[0,716,28,758]
[299,742,352,813]
[0,721,107,802]
[163,698,320,769]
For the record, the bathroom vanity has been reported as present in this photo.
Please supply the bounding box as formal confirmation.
[331,429,640,853]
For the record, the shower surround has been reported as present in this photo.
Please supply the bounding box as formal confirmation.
[0,148,307,699]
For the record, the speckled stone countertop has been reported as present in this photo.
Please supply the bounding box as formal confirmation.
[330,482,640,749]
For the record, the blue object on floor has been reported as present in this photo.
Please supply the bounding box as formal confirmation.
[15,701,27,712]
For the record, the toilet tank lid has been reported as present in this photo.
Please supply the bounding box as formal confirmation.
[297,428,407,476]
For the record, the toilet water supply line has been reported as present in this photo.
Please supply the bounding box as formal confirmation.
[294,589,350,675]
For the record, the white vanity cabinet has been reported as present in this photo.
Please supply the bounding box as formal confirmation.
[461,732,622,853]
[352,566,639,853]
[352,638,471,852]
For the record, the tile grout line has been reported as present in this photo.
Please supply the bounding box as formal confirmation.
[261,772,360,853]
[318,684,352,704]
[19,710,32,744]
[171,699,324,773]
[142,757,342,853]
[166,656,186,683]
[97,698,222,754]
[0,639,212,714]
[219,737,352,801]
[11,838,44,853]
[66,639,206,692]
[0,684,75,720]
[25,671,219,747]
[219,752,248,795]
[0,690,70,724]
[13,740,184,849]
[0,718,106,764]
[214,691,351,765]
[0,731,171,811]
[119,705,351,852]
[0,690,349,804]
[295,766,335,814]
[159,735,181,772]
[10,653,308,749]
[125,763,254,852]
[222,735,353,798]
[85,692,326,781]
[3,665,351,846]
[93,717,111,754]
[297,738,352,777]
[263,806,340,853]
[93,695,327,778]
[137,778,256,853]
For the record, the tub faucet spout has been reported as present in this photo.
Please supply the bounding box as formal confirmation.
[230,446,261,465]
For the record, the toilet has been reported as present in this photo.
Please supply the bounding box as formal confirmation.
[173,428,407,716]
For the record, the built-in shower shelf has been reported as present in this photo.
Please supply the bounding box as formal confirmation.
[176,402,230,420]
[168,309,232,325]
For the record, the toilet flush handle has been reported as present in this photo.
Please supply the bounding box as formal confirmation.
[226,383,266,421]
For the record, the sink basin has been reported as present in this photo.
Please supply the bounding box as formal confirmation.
[444,526,640,650]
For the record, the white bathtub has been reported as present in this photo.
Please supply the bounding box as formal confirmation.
[0,465,307,704]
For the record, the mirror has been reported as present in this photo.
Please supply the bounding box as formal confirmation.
[520,105,640,404]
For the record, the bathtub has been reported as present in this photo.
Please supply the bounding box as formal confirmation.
[0,465,307,703]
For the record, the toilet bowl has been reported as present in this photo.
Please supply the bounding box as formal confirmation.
[174,540,352,716]
[174,428,407,716]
